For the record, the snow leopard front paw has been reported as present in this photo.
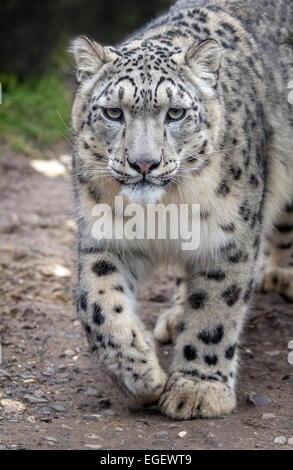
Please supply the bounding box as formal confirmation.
[159,374,236,420]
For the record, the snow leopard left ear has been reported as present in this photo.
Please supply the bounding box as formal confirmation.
[186,39,222,86]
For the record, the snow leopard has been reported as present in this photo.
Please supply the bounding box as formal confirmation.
[70,0,293,419]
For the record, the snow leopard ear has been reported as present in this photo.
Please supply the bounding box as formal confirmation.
[70,36,117,83]
[186,39,222,85]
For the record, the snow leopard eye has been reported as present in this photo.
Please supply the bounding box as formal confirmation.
[103,108,123,121]
[167,108,186,122]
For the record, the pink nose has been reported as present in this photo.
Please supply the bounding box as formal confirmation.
[137,162,153,174]
[127,158,161,175]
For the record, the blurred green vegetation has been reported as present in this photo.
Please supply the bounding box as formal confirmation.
[0,73,71,157]
[0,0,172,156]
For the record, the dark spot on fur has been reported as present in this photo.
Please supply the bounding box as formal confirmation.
[114,285,124,293]
[204,354,218,366]
[177,322,185,333]
[228,250,243,263]
[113,305,123,313]
[225,344,236,359]
[176,400,185,411]
[93,303,105,325]
[79,292,88,311]
[183,344,197,361]
[221,284,241,306]
[198,325,224,345]
[188,290,208,309]
[216,181,230,197]
[220,223,235,233]
[243,279,254,302]
[275,224,293,233]
[202,270,226,281]
[92,260,117,276]
[83,323,91,335]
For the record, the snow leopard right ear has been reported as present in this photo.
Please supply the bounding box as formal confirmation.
[70,36,117,83]
[186,39,222,86]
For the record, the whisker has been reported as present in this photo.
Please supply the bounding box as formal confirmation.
[182,145,241,163]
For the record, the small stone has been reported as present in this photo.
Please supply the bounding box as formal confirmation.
[274,436,287,445]
[23,394,47,404]
[26,416,36,423]
[178,431,187,438]
[262,413,276,420]
[156,431,169,438]
[103,409,116,417]
[85,386,101,397]
[40,264,71,278]
[288,340,293,349]
[84,444,102,450]
[50,404,65,412]
[30,159,66,178]
[44,436,58,444]
[64,349,75,357]
[168,424,179,429]
[114,427,123,432]
[43,367,55,377]
[247,392,269,407]
[86,434,101,440]
[288,437,293,446]
[0,399,26,412]
[83,414,101,422]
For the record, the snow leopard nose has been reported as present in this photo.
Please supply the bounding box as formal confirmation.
[127,158,161,175]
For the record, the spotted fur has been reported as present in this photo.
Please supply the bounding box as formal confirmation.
[70,0,293,419]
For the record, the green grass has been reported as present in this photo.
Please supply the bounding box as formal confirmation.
[0,73,71,157]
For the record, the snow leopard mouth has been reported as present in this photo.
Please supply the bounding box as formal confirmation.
[116,176,171,188]
[119,179,167,203]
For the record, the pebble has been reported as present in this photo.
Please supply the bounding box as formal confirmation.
[40,264,71,278]
[30,159,66,178]
[83,414,101,422]
[262,413,276,420]
[43,367,55,377]
[23,394,47,404]
[274,436,287,445]
[156,431,169,438]
[86,434,101,440]
[104,409,116,417]
[85,386,101,397]
[178,431,187,438]
[0,399,26,412]
[44,436,58,444]
[206,439,224,448]
[84,444,102,450]
[50,404,66,412]
[168,424,179,429]
[64,349,75,357]
[114,427,123,432]
[26,416,36,423]
[288,437,293,446]
[247,392,269,407]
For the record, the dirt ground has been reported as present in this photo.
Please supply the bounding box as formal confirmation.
[0,145,292,450]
